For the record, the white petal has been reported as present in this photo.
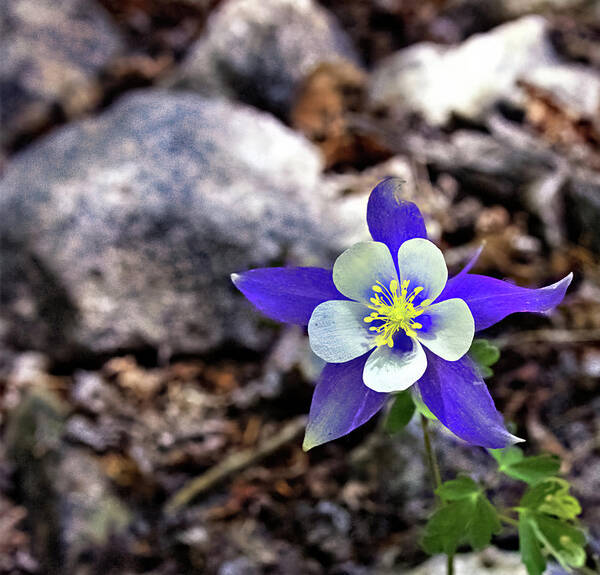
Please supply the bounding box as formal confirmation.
[416,298,474,361]
[363,338,427,393]
[397,238,448,303]
[333,241,398,304]
[308,300,376,363]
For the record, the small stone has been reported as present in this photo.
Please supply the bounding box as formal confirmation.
[71,371,114,414]
[0,0,123,150]
[403,548,527,575]
[218,557,260,575]
[582,349,600,378]
[315,501,352,534]
[65,414,120,452]
[168,0,359,118]
[177,526,210,548]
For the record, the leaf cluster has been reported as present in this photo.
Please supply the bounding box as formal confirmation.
[420,445,587,574]
[422,476,501,556]
[493,446,587,575]
[517,477,586,574]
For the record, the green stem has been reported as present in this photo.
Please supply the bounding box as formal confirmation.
[420,415,452,575]
[498,513,519,528]
[447,553,455,575]
[420,414,442,493]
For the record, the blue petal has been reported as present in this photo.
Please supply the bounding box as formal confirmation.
[417,351,521,448]
[232,267,345,326]
[438,272,573,331]
[455,244,484,277]
[303,353,388,450]
[367,178,427,265]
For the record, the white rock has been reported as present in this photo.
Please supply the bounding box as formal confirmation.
[369,16,557,125]
[519,64,600,120]
[403,548,527,575]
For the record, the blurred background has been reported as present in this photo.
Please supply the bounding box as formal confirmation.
[1,0,599,573]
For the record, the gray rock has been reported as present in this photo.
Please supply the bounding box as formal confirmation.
[65,414,122,451]
[297,500,353,561]
[0,0,123,149]
[566,168,600,253]
[400,129,556,201]
[369,16,556,126]
[168,0,359,118]
[0,90,328,359]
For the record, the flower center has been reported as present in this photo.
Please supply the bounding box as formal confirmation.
[364,279,433,347]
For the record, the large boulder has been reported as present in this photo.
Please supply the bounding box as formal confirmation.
[0,91,328,359]
[168,0,359,118]
[369,16,557,126]
[0,0,124,151]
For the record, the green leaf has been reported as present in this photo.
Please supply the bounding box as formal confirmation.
[490,446,524,467]
[436,476,480,501]
[469,339,500,366]
[518,479,586,575]
[504,455,561,485]
[384,391,415,434]
[469,339,500,378]
[423,484,501,555]
[423,501,470,555]
[520,478,581,520]
[519,513,546,575]
[533,514,586,569]
[519,511,587,573]
[478,365,494,378]
[491,446,560,484]
[470,496,502,550]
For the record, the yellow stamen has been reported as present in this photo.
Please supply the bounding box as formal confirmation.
[363,279,432,347]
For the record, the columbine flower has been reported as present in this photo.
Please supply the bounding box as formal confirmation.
[232,178,572,451]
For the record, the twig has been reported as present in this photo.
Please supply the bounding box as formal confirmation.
[493,328,600,349]
[420,415,442,495]
[164,416,307,514]
[420,415,453,575]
